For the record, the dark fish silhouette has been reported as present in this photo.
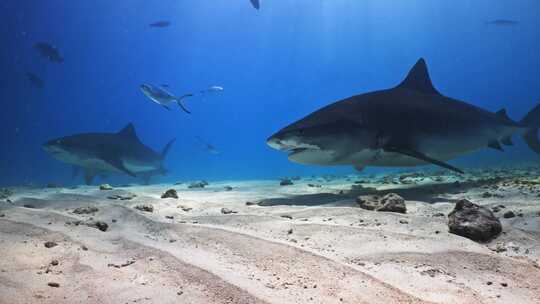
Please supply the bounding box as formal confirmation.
[26,72,44,88]
[195,136,219,154]
[34,42,64,63]
[250,0,260,10]
[268,58,540,174]
[486,19,519,26]
[150,21,171,28]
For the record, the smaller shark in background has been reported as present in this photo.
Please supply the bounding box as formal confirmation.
[149,20,171,28]
[486,19,519,26]
[34,42,64,63]
[43,123,174,184]
[140,84,193,113]
[250,0,260,10]
[26,72,44,88]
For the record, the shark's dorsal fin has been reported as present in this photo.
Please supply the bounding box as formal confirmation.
[396,58,441,95]
[495,108,513,123]
[117,123,139,141]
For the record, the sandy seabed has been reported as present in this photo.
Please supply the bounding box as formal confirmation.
[1,168,540,304]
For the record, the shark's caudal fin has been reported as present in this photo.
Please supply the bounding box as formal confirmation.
[175,94,193,114]
[520,103,540,154]
[161,138,176,159]
[396,58,441,96]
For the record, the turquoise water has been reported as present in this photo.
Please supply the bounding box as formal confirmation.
[1,0,540,186]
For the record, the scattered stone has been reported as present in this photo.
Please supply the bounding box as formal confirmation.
[482,192,493,198]
[165,215,174,220]
[280,179,293,186]
[501,282,508,287]
[448,199,502,242]
[44,241,57,248]
[81,245,88,251]
[433,213,445,217]
[0,213,5,217]
[177,291,184,296]
[221,208,236,215]
[161,189,179,199]
[73,206,98,214]
[107,258,136,268]
[107,192,137,200]
[356,195,381,211]
[50,260,59,266]
[399,219,408,224]
[487,281,493,285]
[47,282,60,288]
[307,184,322,188]
[281,215,293,219]
[287,228,293,235]
[99,184,113,191]
[503,211,515,219]
[378,193,407,213]
[134,204,154,213]
[23,204,36,209]
[178,206,192,212]
[85,220,108,232]
[223,186,233,191]
[245,201,256,206]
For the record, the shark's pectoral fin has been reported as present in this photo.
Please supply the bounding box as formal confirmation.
[84,170,97,185]
[97,147,137,177]
[488,140,504,151]
[383,146,464,174]
[105,157,136,177]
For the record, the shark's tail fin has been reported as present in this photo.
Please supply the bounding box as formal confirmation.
[161,138,176,159]
[520,103,540,154]
[175,94,193,114]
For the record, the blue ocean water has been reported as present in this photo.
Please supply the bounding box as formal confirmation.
[1,0,540,186]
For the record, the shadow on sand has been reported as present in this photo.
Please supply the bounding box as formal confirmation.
[258,177,503,207]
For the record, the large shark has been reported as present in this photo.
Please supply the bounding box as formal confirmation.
[43,123,174,184]
[267,58,540,173]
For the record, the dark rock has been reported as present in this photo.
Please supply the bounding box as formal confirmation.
[433,213,445,217]
[107,191,137,200]
[73,206,98,214]
[356,195,381,211]
[161,189,179,199]
[0,213,5,217]
[503,211,515,219]
[23,204,36,209]
[47,282,60,288]
[223,186,233,191]
[280,215,293,219]
[448,199,502,242]
[280,179,293,186]
[50,260,59,266]
[85,220,108,232]
[134,204,154,213]
[99,184,113,191]
[44,241,57,248]
[165,215,174,219]
[307,184,322,188]
[221,208,236,214]
[81,245,88,251]
[245,201,256,206]
[378,193,407,213]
